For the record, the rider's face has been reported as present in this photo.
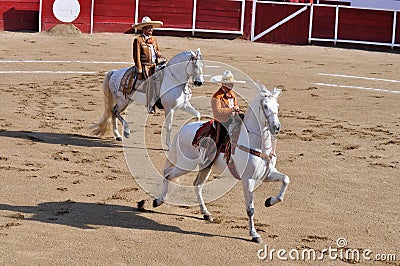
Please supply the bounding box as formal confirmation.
[142,26,154,36]
[222,83,234,90]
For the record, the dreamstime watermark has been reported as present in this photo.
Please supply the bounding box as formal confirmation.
[257,238,397,262]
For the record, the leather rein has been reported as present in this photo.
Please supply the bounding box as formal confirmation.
[233,99,277,162]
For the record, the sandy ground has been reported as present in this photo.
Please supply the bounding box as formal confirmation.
[0,29,399,265]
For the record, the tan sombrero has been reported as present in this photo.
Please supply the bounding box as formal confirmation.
[132,16,163,30]
[210,70,246,84]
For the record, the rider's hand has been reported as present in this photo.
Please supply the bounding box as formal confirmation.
[137,73,143,80]
[233,106,240,112]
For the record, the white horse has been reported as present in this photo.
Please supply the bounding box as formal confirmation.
[150,84,290,243]
[92,49,204,148]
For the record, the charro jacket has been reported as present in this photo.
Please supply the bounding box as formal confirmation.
[132,35,160,74]
[211,86,238,123]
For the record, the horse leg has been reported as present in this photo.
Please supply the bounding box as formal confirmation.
[153,160,190,207]
[242,178,263,243]
[112,114,123,141]
[193,165,213,221]
[153,177,169,207]
[264,168,290,207]
[164,108,174,149]
[182,102,200,121]
[112,104,130,139]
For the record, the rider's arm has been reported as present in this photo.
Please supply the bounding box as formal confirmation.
[133,37,142,73]
[153,37,161,58]
[211,94,234,123]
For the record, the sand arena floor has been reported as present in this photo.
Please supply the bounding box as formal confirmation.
[0,29,399,265]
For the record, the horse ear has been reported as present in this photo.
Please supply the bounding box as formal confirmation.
[190,50,196,57]
[271,87,282,98]
[256,81,270,96]
[196,48,201,56]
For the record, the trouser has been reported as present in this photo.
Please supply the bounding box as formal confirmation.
[143,65,157,113]
[214,120,230,152]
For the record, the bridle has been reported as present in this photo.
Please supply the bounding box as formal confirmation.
[236,96,278,161]
[168,52,202,85]
[242,96,276,137]
[185,53,203,80]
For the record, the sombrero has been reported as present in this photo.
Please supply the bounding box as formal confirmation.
[210,70,246,84]
[132,16,163,30]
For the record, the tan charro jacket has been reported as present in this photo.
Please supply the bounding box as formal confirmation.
[211,86,238,123]
[132,35,160,74]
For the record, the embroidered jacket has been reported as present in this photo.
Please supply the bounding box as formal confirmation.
[211,86,238,123]
[132,35,160,74]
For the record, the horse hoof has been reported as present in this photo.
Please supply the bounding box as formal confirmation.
[124,131,130,138]
[153,199,163,208]
[137,200,146,211]
[116,137,122,141]
[252,237,263,244]
[203,214,213,222]
[265,197,273,207]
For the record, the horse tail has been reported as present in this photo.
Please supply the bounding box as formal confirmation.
[92,70,115,136]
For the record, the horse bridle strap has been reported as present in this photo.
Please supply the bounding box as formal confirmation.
[236,144,275,161]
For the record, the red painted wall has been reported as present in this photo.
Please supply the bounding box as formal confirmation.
[196,0,242,31]
[138,0,193,29]
[338,8,394,43]
[312,5,336,39]
[40,0,92,33]
[0,0,39,31]
[0,0,398,49]
[93,0,135,33]
[253,3,310,44]
[397,12,400,44]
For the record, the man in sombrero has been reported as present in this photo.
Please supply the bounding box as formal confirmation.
[132,16,164,113]
[210,70,245,151]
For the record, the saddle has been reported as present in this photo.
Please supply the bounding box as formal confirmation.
[120,61,167,100]
[120,66,140,99]
[192,119,242,180]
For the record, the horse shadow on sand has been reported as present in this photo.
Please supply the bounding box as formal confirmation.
[0,130,119,148]
[0,130,167,151]
[0,201,248,242]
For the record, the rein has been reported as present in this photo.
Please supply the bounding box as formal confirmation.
[233,98,277,161]
[168,53,199,86]
[236,144,276,161]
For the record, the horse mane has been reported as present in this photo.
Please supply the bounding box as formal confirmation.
[166,50,192,66]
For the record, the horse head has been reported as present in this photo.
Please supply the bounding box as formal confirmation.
[258,83,281,135]
[189,48,204,87]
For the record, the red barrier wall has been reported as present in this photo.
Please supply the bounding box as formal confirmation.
[138,0,193,29]
[253,3,310,44]
[40,0,92,33]
[196,0,242,31]
[338,8,394,43]
[0,0,39,31]
[311,5,336,39]
[0,0,398,49]
[93,0,135,33]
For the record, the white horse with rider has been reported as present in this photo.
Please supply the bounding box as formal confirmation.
[142,72,290,243]
[92,49,204,148]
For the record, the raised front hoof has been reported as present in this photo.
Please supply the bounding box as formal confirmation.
[252,237,263,244]
[124,131,130,139]
[265,197,274,207]
[116,136,123,141]
[203,214,213,222]
[152,199,164,208]
[137,200,146,211]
